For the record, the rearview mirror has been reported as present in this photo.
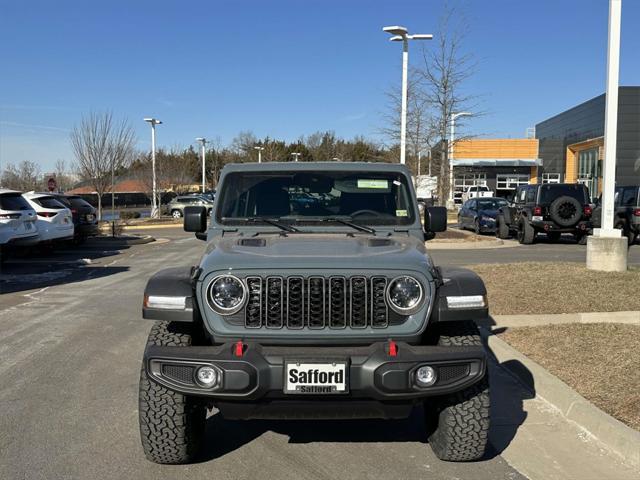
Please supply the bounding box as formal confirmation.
[424,206,447,233]
[184,206,207,233]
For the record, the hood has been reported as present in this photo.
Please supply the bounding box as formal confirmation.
[477,208,498,218]
[199,233,432,273]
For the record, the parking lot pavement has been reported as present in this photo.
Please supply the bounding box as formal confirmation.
[2,229,638,480]
[0,231,527,480]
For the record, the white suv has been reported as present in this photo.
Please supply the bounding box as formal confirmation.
[0,189,39,256]
[23,192,74,242]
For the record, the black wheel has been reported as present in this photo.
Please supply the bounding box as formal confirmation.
[547,231,561,242]
[425,321,490,462]
[495,215,510,239]
[549,196,582,227]
[575,232,588,245]
[615,221,636,246]
[473,219,480,235]
[139,321,206,464]
[517,219,536,244]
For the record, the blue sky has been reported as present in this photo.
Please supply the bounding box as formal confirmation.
[1,0,638,171]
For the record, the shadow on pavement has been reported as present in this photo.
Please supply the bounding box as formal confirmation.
[0,238,132,294]
[194,329,534,464]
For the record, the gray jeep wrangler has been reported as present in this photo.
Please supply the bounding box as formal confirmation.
[139,162,490,464]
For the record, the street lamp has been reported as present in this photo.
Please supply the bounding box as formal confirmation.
[383,25,433,165]
[587,0,626,271]
[254,146,264,163]
[291,152,301,162]
[144,117,162,218]
[448,112,472,207]
[196,137,208,193]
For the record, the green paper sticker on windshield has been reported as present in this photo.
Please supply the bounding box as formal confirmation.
[396,209,408,217]
[357,179,389,189]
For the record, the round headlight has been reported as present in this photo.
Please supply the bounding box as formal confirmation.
[207,275,246,314]
[386,276,424,314]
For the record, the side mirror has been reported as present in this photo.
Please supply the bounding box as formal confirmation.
[424,206,447,233]
[184,206,207,233]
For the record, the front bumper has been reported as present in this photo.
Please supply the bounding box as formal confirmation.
[143,341,486,402]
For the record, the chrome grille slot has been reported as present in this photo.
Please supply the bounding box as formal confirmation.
[370,277,388,328]
[286,277,304,329]
[266,277,284,328]
[307,277,325,329]
[350,276,368,328]
[329,277,347,328]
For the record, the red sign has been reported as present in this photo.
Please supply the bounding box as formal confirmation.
[47,177,57,192]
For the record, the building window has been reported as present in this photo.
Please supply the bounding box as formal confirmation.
[453,173,486,192]
[542,173,561,184]
[496,174,530,190]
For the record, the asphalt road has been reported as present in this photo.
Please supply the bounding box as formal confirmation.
[1,229,529,480]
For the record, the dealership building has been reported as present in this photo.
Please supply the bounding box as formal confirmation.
[446,86,640,202]
[535,86,640,199]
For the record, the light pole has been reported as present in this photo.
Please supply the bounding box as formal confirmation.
[448,112,472,207]
[254,146,264,163]
[291,152,301,162]
[587,0,626,271]
[196,137,208,193]
[383,26,432,165]
[144,117,162,218]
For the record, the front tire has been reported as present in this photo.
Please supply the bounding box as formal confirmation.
[139,322,206,464]
[171,209,183,219]
[495,215,510,239]
[426,321,490,462]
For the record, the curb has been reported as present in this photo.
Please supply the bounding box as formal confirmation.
[492,311,640,328]
[428,239,519,250]
[121,223,183,231]
[485,329,640,470]
[91,235,155,246]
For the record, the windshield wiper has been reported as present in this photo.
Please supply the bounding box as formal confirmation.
[322,217,376,234]
[245,217,300,232]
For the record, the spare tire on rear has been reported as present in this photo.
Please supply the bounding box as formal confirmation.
[549,196,582,227]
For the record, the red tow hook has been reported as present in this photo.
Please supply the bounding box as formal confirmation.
[388,340,398,357]
[234,341,245,357]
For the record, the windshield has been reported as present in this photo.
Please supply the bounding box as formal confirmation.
[539,185,587,204]
[476,198,507,210]
[217,170,415,226]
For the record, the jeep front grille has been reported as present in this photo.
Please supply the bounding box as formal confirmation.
[244,276,389,329]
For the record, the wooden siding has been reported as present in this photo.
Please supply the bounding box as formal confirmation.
[565,137,604,184]
[453,139,539,159]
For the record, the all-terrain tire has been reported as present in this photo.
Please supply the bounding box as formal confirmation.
[496,215,510,239]
[426,321,490,462]
[615,221,636,246]
[139,321,206,464]
[517,219,536,244]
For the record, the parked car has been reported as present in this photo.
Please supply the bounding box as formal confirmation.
[0,189,39,261]
[166,195,213,219]
[50,193,99,243]
[496,183,592,244]
[23,192,74,244]
[591,186,640,245]
[458,197,509,234]
[461,185,494,203]
[139,162,491,465]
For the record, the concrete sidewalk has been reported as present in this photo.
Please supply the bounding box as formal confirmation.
[489,343,639,479]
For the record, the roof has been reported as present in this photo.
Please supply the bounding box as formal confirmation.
[222,161,411,174]
[66,179,149,195]
[451,158,542,167]
[0,188,22,195]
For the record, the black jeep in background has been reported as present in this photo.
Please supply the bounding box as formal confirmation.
[496,183,592,244]
[591,185,640,245]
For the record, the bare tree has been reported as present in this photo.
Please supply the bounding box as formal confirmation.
[380,73,437,176]
[417,4,479,204]
[70,112,136,219]
[0,161,42,191]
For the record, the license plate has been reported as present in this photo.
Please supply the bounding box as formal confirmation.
[284,361,348,394]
